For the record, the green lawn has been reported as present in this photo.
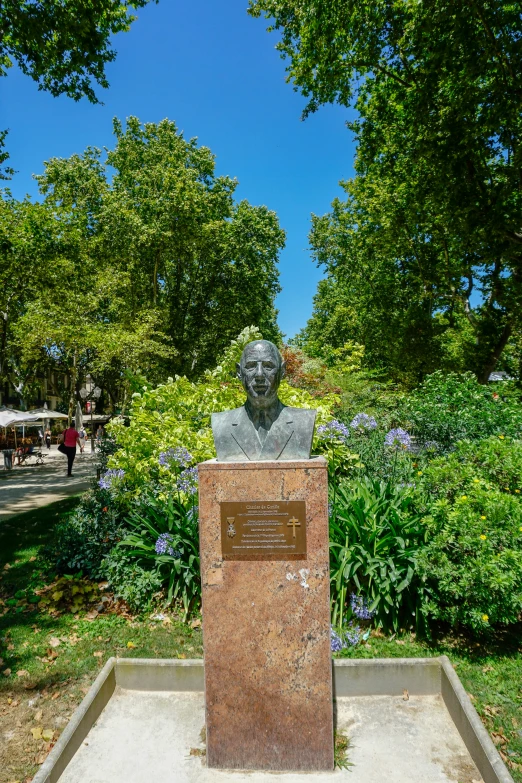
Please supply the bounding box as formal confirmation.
[0,499,520,782]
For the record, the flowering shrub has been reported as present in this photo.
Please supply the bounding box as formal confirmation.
[330,624,361,652]
[329,477,425,632]
[415,437,522,632]
[98,468,125,490]
[317,420,350,442]
[350,413,377,431]
[119,489,200,620]
[50,489,128,579]
[384,428,412,450]
[402,371,522,451]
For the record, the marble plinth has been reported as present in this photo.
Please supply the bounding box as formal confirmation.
[198,457,334,772]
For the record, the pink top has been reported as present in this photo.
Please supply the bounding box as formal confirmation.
[64,428,79,447]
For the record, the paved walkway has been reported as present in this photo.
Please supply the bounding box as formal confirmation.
[0,445,97,520]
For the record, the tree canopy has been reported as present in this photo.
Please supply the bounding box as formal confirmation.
[251,0,522,381]
[0,0,157,176]
[1,117,284,412]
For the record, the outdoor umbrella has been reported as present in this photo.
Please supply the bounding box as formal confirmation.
[75,401,83,431]
[0,409,40,428]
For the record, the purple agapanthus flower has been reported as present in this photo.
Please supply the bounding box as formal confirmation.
[331,624,361,651]
[98,468,125,489]
[350,593,375,621]
[344,625,362,646]
[159,447,193,468]
[317,420,350,443]
[175,466,199,495]
[154,532,182,558]
[384,428,412,450]
[331,628,344,652]
[350,413,377,431]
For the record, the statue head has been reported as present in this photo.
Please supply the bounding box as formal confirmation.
[237,340,286,410]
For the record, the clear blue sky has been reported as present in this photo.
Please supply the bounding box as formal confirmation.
[2,0,357,338]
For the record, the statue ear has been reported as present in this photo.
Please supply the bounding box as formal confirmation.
[280,360,286,379]
[236,362,242,380]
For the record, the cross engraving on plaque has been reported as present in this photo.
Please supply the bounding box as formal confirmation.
[287,516,301,538]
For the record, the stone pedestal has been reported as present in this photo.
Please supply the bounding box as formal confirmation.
[198,457,334,772]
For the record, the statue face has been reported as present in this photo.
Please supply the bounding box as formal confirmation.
[237,341,285,409]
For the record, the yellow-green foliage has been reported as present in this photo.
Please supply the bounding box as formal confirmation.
[109,327,340,491]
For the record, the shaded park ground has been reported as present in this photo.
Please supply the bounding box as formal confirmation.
[0,448,95,521]
[0,498,521,782]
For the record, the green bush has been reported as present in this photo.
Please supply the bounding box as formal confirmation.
[119,489,201,620]
[330,477,425,632]
[50,490,128,579]
[416,438,522,632]
[102,549,163,613]
[403,371,522,451]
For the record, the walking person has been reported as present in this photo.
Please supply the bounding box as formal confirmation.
[61,423,80,477]
[45,428,52,450]
[38,428,44,448]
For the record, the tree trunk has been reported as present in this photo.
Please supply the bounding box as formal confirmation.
[477,322,512,384]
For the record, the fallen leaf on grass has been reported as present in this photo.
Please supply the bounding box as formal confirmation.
[42,728,54,741]
[51,691,60,700]
[93,651,103,658]
[31,727,42,740]
[84,610,98,621]
[49,637,61,648]
[7,643,14,650]
[190,618,201,629]
[34,709,42,721]
[126,641,136,649]
[178,653,186,659]
[2,668,11,676]
[17,670,29,677]
[35,751,48,764]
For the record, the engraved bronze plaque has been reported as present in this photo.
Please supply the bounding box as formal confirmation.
[220,501,307,559]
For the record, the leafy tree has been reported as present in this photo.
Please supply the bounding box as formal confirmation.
[0,0,157,176]
[250,0,522,381]
[4,117,285,409]
[0,0,155,103]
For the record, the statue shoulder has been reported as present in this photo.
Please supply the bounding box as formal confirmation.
[211,407,243,428]
[285,406,317,421]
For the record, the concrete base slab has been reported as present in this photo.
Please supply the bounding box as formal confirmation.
[59,688,483,783]
[33,658,513,783]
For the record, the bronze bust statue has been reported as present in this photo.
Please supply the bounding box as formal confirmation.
[211,340,316,461]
